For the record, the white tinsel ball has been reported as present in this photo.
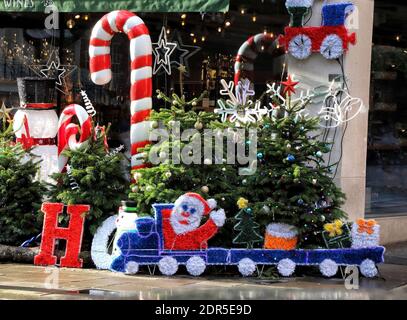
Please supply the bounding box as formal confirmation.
[158,256,179,276]
[201,186,209,194]
[204,158,212,165]
[262,205,271,214]
[238,258,256,277]
[360,259,378,278]
[151,121,159,129]
[186,256,206,276]
[207,198,217,210]
[312,179,317,185]
[125,261,139,275]
[194,122,203,130]
[164,171,172,178]
[133,172,142,180]
[319,259,338,277]
[278,258,296,277]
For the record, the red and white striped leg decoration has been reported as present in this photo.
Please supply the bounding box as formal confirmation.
[234,33,279,85]
[89,10,153,172]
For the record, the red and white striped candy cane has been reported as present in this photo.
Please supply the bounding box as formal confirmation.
[58,104,92,172]
[234,33,280,85]
[89,10,152,172]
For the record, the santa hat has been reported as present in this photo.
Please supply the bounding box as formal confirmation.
[174,192,217,216]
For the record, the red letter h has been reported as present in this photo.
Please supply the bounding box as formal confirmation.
[34,203,89,268]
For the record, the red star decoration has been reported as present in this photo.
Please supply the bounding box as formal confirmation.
[281,75,299,97]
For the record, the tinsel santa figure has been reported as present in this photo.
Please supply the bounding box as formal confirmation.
[162,193,226,250]
[13,78,59,183]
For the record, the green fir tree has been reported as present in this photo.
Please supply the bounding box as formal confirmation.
[239,88,347,248]
[48,125,128,244]
[128,90,240,216]
[0,117,45,245]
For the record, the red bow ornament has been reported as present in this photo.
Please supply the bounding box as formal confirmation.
[18,133,35,150]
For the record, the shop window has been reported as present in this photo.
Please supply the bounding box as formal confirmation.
[0,7,286,151]
[366,2,407,216]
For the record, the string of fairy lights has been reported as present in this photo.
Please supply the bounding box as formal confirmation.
[174,7,276,45]
[0,34,74,74]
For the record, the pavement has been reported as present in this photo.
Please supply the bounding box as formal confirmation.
[0,262,407,300]
[385,242,407,265]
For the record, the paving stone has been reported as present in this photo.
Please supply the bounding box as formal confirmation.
[0,263,406,300]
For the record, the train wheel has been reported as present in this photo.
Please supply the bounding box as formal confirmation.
[238,258,256,277]
[125,261,139,275]
[319,259,338,277]
[320,34,344,60]
[277,258,296,277]
[359,259,378,278]
[186,256,206,276]
[288,34,312,60]
[158,256,179,276]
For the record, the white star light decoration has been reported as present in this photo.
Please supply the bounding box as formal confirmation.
[41,60,66,86]
[29,49,76,94]
[215,79,268,124]
[152,27,177,75]
[168,31,201,77]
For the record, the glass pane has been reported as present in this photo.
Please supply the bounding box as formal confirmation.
[366,1,407,216]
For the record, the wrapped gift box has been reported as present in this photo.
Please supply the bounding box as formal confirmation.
[351,219,380,248]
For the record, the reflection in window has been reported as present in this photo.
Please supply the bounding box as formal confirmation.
[366,1,407,216]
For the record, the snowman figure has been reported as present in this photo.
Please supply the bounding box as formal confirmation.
[13,78,59,183]
[162,193,226,250]
[112,201,139,256]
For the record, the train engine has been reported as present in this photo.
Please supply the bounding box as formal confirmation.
[279,1,356,60]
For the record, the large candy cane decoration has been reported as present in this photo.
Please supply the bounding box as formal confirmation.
[89,10,152,171]
[58,104,92,172]
[234,33,280,85]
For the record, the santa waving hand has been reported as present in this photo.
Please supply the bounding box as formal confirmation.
[162,193,226,250]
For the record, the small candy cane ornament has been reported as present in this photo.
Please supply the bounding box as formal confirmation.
[58,104,92,171]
